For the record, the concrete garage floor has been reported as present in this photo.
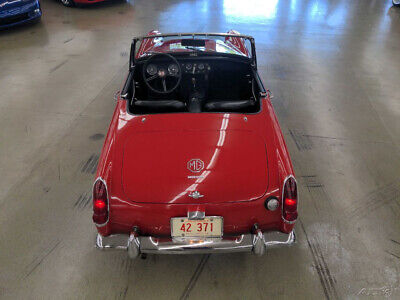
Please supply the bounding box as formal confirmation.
[0,0,399,298]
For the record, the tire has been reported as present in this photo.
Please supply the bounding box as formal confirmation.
[393,0,400,7]
[60,0,75,7]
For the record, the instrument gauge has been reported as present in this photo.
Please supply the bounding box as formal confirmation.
[168,64,179,76]
[146,64,157,76]
[185,63,192,71]
[198,63,205,71]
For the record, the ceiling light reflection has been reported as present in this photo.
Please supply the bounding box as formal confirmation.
[223,0,279,23]
[169,114,230,203]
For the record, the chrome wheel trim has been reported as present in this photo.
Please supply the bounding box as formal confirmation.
[61,0,71,5]
[393,0,400,5]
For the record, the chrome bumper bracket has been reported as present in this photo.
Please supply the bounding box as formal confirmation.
[127,232,140,259]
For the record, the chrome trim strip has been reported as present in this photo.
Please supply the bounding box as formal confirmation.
[93,177,110,228]
[96,233,128,249]
[95,230,296,255]
[187,211,205,220]
[134,32,254,41]
[264,230,296,247]
[281,175,298,224]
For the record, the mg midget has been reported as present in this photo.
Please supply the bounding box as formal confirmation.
[93,31,298,258]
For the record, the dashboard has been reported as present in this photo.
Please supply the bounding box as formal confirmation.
[145,61,211,77]
[181,62,211,74]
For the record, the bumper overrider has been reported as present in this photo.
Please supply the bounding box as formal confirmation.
[96,230,296,258]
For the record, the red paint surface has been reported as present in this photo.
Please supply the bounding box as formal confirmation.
[94,96,296,236]
[94,33,296,237]
[121,128,268,204]
[225,29,250,57]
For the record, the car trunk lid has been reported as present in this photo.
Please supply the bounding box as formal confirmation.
[121,128,268,204]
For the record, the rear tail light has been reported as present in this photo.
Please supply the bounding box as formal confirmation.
[282,176,298,223]
[92,178,108,225]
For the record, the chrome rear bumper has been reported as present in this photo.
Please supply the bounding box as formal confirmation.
[96,231,295,257]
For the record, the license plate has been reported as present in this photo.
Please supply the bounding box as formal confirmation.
[171,217,223,238]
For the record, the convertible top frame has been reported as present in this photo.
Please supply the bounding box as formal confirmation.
[129,32,257,70]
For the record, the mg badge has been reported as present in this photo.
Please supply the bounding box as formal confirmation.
[188,191,204,199]
[187,159,204,173]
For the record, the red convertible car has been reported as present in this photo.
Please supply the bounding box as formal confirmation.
[94,31,297,258]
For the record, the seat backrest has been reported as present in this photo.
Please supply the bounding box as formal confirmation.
[132,100,186,113]
[204,100,255,112]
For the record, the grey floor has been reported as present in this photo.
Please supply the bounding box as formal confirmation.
[0,0,399,299]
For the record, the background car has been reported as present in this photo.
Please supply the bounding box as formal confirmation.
[60,0,107,7]
[0,0,41,29]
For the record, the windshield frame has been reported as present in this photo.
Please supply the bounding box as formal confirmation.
[130,32,257,70]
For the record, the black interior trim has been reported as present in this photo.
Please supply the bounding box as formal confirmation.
[204,100,255,112]
[252,69,266,94]
[121,71,134,99]
[133,100,186,112]
[126,52,263,114]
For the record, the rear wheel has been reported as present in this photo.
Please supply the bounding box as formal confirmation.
[61,0,75,7]
[393,0,400,7]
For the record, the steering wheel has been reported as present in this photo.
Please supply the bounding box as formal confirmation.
[142,53,182,94]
